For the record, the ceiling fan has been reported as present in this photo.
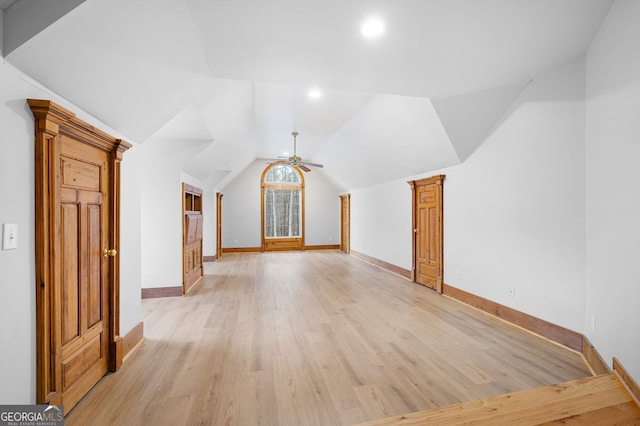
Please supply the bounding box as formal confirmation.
[271,131,324,172]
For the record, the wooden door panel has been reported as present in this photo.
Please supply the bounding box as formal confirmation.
[87,203,102,328]
[61,202,80,345]
[61,156,100,190]
[428,206,437,262]
[62,333,102,389]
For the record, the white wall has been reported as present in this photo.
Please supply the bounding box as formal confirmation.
[302,166,341,246]
[351,180,413,269]
[585,0,640,381]
[120,145,143,334]
[220,161,264,248]
[221,160,341,249]
[140,142,183,288]
[350,57,587,333]
[0,60,142,403]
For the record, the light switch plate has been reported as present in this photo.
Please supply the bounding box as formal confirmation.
[2,223,18,250]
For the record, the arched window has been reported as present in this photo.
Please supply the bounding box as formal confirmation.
[261,164,305,251]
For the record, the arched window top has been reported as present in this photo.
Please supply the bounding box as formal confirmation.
[264,164,302,185]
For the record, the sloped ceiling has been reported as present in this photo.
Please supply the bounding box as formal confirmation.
[3,0,613,190]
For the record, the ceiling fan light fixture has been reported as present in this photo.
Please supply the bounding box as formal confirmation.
[268,132,324,172]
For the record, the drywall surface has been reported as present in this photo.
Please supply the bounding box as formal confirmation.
[585,0,640,383]
[350,57,587,333]
[120,144,143,334]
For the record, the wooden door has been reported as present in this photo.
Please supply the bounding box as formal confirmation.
[409,175,444,292]
[183,183,203,294]
[30,99,130,411]
[340,194,351,253]
[216,192,223,258]
[59,135,111,409]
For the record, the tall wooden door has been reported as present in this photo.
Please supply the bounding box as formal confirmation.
[30,100,130,412]
[340,194,350,253]
[59,135,111,409]
[183,183,203,294]
[409,175,445,292]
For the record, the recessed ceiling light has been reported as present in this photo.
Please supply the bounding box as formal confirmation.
[308,88,322,99]
[361,16,385,38]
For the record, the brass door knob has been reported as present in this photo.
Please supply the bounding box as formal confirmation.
[103,248,118,257]
[414,228,419,233]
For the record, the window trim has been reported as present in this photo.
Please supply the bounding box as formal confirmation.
[261,164,305,251]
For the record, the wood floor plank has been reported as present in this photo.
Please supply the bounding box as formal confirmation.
[357,374,640,426]
[65,251,593,426]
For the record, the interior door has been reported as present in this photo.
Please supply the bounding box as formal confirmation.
[409,175,444,292]
[58,135,111,409]
[340,194,350,253]
[30,99,131,413]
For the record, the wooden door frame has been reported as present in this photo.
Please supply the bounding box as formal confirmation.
[340,194,351,254]
[408,174,445,293]
[29,99,131,404]
[216,192,223,259]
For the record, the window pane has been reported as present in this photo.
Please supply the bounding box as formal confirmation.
[264,189,301,238]
[265,165,301,184]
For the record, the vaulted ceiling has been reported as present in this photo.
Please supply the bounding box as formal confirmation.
[2,0,613,190]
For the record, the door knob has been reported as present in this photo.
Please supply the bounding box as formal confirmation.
[103,248,117,257]
[414,228,419,233]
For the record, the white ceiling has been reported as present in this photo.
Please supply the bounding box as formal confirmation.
[3,0,613,190]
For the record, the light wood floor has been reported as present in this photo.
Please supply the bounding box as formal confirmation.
[66,251,592,426]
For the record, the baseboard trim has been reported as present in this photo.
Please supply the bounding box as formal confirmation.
[613,357,640,405]
[141,286,182,299]
[582,335,611,375]
[123,322,144,360]
[442,283,582,352]
[305,244,340,250]
[222,247,261,253]
[203,255,217,262]
[350,250,412,279]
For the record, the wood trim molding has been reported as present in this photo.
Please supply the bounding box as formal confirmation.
[350,250,412,279]
[305,244,340,250]
[339,194,351,254]
[203,255,217,262]
[613,357,640,405]
[123,322,144,360]
[222,247,262,253]
[141,286,183,299]
[442,283,582,351]
[582,335,611,375]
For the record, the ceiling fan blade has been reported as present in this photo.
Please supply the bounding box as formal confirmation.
[299,164,311,172]
[301,162,323,168]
